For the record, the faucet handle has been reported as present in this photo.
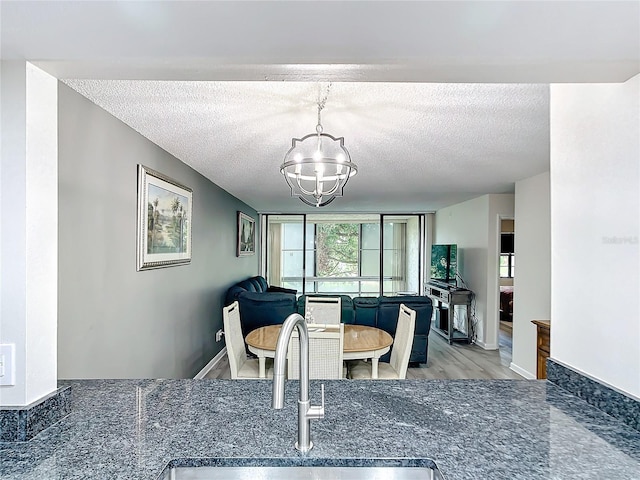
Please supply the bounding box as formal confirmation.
[307,384,325,419]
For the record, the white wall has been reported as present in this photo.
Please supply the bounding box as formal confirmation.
[511,171,551,379]
[435,194,514,348]
[0,62,58,406]
[550,75,639,397]
[436,196,489,343]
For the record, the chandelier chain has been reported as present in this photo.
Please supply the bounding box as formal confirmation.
[316,82,332,131]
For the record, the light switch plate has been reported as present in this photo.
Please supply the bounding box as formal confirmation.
[0,344,16,386]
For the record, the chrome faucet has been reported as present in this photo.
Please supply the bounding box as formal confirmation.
[271,313,325,452]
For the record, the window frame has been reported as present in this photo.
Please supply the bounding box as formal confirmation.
[263,214,425,297]
[500,253,515,278]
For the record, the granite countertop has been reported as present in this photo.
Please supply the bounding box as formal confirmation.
[0,379,639,479]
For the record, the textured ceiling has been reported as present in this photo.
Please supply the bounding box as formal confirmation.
[63,80,550,212]
[4,1,639,212]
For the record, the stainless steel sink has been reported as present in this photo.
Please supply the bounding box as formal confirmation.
[160,465,444,480]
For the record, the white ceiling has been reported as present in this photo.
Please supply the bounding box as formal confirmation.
[3,1,639,213]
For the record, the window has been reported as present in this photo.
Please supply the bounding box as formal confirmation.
[500,254,515,278]
[315,223,360,294]
[500,232,515,278]
[264,214,425,297]
[279,221,312,292]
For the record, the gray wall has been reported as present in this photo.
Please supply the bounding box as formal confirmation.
[58,83,258,379]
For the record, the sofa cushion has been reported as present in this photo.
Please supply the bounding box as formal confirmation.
[225,276,271,306]
[353,297,379,327]
[237,291,296,338]
[239,279,259,293]
[247,275,268,293]
[225,284,248,306]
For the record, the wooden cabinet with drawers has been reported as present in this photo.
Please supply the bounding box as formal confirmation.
[532,320,551,379]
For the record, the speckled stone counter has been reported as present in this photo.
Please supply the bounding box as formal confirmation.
[1,379,639,479]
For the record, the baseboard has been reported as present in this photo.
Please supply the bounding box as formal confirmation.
[194,347,227,379]
[474,339,498,350]
[509,362,536,379]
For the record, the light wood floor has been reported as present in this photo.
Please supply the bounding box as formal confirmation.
[204,323,522,380]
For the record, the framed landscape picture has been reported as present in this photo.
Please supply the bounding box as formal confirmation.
[137,164,193,271]
[237,211,255,257]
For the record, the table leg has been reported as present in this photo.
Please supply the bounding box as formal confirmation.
[259,356,266,378]
[371,358,380,379]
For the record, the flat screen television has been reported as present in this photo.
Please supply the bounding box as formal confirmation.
[430,244,457,284]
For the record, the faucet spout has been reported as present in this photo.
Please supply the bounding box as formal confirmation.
[271,313,324,452]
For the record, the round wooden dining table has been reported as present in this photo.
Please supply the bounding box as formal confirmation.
[245,324,393,379]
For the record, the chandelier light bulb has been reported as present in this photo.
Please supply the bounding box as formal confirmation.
[313,150,322,162]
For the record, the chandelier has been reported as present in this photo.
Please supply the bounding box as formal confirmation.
[280,84,357,207]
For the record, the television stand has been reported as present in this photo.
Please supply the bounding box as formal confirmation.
[425,282,473,345]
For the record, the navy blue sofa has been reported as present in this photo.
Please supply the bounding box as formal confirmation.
[297,294,433,365]
[226,278,433,365]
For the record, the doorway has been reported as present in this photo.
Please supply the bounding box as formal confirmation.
[498,218,514,366]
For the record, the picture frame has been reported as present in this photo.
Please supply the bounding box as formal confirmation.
[237,211,256,257]
[137,164,193,271]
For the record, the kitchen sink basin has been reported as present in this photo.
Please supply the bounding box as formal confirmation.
[160,465,444,480]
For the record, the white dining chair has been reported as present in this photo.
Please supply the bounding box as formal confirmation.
[287,323,345,380]
[223,301,272,379]
[348,304,416,380]
[305,296,342,325]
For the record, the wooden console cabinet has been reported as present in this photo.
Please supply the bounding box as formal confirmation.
[532,320,551,379]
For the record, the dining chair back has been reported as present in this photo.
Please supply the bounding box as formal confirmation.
[288,323,344,380]
[305,296,342,325]
[388,304,417,379]
[348,304,416,380]
[223,301,269,379]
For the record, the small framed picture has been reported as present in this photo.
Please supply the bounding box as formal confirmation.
[237,211,256,257]
[137,164,192,271]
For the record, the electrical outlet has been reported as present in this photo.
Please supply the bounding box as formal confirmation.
[215,329,224,342]
[0,344,16,386]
